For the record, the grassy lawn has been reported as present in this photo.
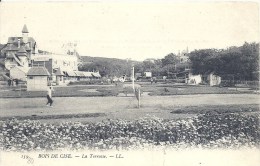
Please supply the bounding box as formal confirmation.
[0,82,256,98]
[0,85,119,98]
[141,83,255,96]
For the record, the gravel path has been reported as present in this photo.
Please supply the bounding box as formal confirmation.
[0,94,259,122]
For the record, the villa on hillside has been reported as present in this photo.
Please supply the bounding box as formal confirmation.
[1,25,38,70]
[0,25,99,89]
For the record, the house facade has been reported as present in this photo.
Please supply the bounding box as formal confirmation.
[0,25,82,86]
[31,53,79,84]
[207,73,221,86]
[1,25,38,71]
[27,67,50,91]
[186,73,202,85]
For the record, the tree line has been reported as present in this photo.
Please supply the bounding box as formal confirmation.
[79,42,259,81]
[189,42,259,80]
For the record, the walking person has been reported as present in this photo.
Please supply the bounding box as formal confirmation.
[8,79,11,87]
[46,86,54,107]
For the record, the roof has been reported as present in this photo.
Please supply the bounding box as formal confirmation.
[92,72,101,78]
[17,46,27,53]
[83,72,92,77]
[28,37,36,44]
[5,44,19,51]
[22,24,29,33]
[6,52,15,59]
[7,38,13,44]
[16,47,27,56]
[74,71,85,77]
[54,68,63,76]
[24,45,31,50]
[10,66,29,73]
[66,70,77,77]
[27,67,50,76]
[7,37,36,49]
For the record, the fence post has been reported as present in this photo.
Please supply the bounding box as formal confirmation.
[19,84,21,97]
[138,89,140,109]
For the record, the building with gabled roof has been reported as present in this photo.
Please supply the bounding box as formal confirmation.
[1,25,81,87]
[27,67,50,91]
[27,66,50,76]
[1,24,38,71]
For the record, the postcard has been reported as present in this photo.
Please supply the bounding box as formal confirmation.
[0,1,259,166]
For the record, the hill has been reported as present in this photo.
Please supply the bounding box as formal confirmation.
[79,56,139,77]
[80,56,136,64]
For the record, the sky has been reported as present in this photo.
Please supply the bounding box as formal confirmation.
[0,1,259,61]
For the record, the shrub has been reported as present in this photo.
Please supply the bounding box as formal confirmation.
[0,113,259,151]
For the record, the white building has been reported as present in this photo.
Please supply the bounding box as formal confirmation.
[186,73,202,85]
[26,67,50,91]
[32,53,78,72]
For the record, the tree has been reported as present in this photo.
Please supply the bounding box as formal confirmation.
[161,53,179,66]
[188,43,259,80]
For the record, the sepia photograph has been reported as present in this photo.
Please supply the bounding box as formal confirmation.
[0,0,259,166]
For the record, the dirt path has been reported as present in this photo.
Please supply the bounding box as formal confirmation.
[0,94,259,122]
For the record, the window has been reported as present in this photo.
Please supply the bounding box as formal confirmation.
[29,76,33,79]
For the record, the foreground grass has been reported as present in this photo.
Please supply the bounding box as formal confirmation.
[0,112,259,151]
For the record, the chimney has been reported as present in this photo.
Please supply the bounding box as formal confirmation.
[18,39,21,48]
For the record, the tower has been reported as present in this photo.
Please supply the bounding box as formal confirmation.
[22,24,29,43]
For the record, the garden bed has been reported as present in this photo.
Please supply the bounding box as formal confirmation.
[170,104,259,114]
[0,112,259,151]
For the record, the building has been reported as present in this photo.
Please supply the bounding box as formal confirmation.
[54,67,64,85]
[1,25,81,86]
[31,53,79,84]
[26,67,50,91]
[177,47,190,63]
[203,72,222,86]
[144,72,152,78]
[1,25,38,71]
[9,66,29,81]
[186,73,202,85]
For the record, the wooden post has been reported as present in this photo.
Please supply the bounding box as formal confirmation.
[138,88,140,109]
[132,66,135,93]
[19,83,21,97]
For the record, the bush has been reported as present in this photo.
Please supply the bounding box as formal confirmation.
[0,113,259,151]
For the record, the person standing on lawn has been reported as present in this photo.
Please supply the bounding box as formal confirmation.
[46,86,54,107]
